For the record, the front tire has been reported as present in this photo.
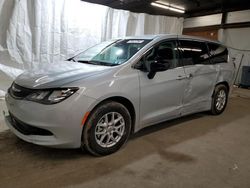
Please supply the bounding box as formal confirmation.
[211,84,228,115]
[82,101,131,156]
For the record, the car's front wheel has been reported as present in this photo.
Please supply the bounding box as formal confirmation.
[211,84,228,115]
[82,101,131,156]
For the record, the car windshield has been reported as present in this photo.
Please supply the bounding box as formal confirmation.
[70,39,151,66]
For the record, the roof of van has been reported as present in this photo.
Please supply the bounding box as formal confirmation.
[122,34,221,44]
[177,35,221,44]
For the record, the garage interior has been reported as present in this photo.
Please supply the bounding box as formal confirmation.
[0,0,250,187]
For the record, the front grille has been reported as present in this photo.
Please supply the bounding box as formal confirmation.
[9,83,33,99]
[9,113,53,136]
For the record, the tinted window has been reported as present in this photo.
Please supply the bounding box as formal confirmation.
[207,43,228,64]
[178,40,210,65]
[142,40,180,71]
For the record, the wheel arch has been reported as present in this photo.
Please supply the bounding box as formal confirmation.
[84,96,136,134]
[212,81,230,97]
[216,81,230,91]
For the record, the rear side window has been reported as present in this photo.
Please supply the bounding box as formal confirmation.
[178,40,210,66]
[207,43,228,64]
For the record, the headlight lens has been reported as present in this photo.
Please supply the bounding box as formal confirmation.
[26,88,78,104]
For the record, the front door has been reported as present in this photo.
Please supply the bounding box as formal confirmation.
[138,40,187,128]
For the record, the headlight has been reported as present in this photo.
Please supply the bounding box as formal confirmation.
[26,88,78,104]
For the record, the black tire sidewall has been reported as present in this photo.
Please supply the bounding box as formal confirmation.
[83,101,131,156]
[211,85,228,115]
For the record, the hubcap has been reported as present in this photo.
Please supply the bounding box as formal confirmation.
[95,112,125,148]
[216,89,226,111]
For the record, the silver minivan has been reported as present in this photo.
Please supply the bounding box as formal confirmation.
[4,35,235,156]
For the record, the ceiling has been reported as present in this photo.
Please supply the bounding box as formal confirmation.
[81,0,250,17]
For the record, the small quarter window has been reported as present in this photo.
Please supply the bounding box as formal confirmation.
[207,43,228,64]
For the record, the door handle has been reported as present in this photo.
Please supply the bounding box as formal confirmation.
[176,74,193,80]
[176,75,187,80]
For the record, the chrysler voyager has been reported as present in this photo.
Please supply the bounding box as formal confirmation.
[4,35,235,156]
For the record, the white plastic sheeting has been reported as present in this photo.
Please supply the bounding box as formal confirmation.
[0,0,183,96]
[104,8,183,39]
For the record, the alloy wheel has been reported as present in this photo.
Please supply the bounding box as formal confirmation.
[95,112,125,148]
[215,89,226,111]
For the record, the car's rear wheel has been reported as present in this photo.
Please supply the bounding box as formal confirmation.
[82,101,131,156]
[211,84,228,115]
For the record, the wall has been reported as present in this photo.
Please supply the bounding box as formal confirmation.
[183,14,222,28]
[219,27,250,84]
[183,10,250,85]
[183,30,218,40]
[184,10,250,29]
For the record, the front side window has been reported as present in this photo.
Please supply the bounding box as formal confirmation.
[141,40,180,71]
[207,43,228,64]
[72,39,151,66]
[178,40,210,66]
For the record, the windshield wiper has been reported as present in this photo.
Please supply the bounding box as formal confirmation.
[91,60,118,66]
[77,60,96,64]
[77,60,117,67]
[67,57,76,62]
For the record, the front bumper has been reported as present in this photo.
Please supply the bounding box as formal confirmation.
[4,91,96,148]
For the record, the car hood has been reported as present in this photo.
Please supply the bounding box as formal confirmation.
[15,61,111,89]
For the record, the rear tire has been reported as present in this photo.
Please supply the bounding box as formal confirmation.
[211,84,228,115]
[82,101,131,156]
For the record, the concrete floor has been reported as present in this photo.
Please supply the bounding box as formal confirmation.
[0,88,250,188]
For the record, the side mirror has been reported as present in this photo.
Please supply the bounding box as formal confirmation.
[148,60,170,79]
